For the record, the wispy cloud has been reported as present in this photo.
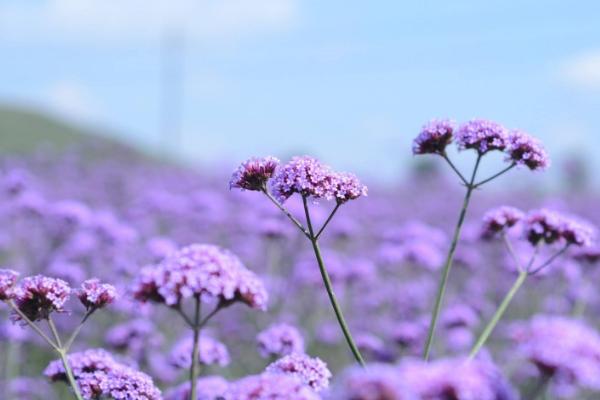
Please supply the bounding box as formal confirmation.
[559,50,600,90]
[0,0,298,44]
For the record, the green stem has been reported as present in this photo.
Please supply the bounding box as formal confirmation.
[48,316,84,400]
[315,203,341,240]
[469,270,528,358]
[423,155,481,360]
[302,196,365,366]
[64,311,93,352]
[262,189,310,238]
[189,297,202,400]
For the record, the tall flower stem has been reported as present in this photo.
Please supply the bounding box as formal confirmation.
[423,155,481,360]
[189,297,202,400]
[469,270,528,359]
[48,316,84,400]
[302,196,365,366]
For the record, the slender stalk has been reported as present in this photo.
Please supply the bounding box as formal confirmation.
[302,196,365,366]
[189,297,202,400]
[469,270,528,358]
[64,311,93,352]
[442,154,469,186]
[315,203,341,240]
[8,301,59,351]
[423,155,481,360]
[262,189,310,238]
[474,163,516,188]
[176,306,195,328]
[528,245,570,275]
[502,234,523,272]
[48,316,84,400]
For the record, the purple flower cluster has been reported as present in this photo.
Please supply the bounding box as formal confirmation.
[481,206,525,239]
[265,353,332,392]
[257,322,305,358]
[77,278,117,311]
[412,119,456,155]
[0,268,19,300]
[170,334,230,368]
[525,209,594,247]
[164,375,229,400]
[230,156,281,191]
[506,130,550,171]
[456,119,509,154]
[332,363,415,399]
[132,243,268,310]
[45,348,161,400]
[227,373,319,400]
[269,156,367,204]
[12,275,71,321]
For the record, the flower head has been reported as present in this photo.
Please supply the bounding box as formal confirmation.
[257,323,305,359]
[481,206,524,239]
[525,209,595,247]
[332,172,368,204]
[230,156,280,191]
[265,353,332,392]
[77,279,117,311]
[456,119,509,154]
[333,363,416,400]
[227,373,319,400]
[506,130,550,171]
[0,269,19,301]
[131,244,268,310]
[13,275,71,321]
[270,156,336,203]
[170,334,230,368]
[413,119,456,155]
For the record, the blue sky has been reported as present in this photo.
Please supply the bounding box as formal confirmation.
[1,1,600,183]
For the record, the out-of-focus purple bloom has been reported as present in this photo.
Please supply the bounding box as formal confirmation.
[572,246,600,264]
[131,244,268,310]
[413,119,456,155]
[332,363,416,400]
[456,119,509,154]
[94,366,162,400]
[270,156,337,203]
[44,349,118,381]
[481,206,524,239]
[7,377,56,400]
[506,130,550,171]
[441,304,479,329]
[13,275,71,321]
[525,209,595,247]
[510,315,600,393]
[0,268,19,301]
[170,334,230,368]
[230,156,280,191]
[105,319,161,354]
[77,278,117,311]
[257,323,305,358]
[146,236,178,262]
[354,332,395,362]
[265,353,332,392]
[164,375,229,400]
[331,172,368,204]
[227,373,320,400]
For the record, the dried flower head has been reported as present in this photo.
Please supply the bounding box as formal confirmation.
[506,130,550,171]
[257,323,305,359]
[77,279,117,311]
[265,353,332,392]
[413,119,456,155]
[230,156,280,191]
[456,119,509,154]
[0,269,19,301]
[481,206,524,239]
[13,275,71,321]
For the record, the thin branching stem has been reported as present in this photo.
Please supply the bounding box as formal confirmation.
[442,154,469,186]
[262,189,310,238]
[528,245,570,275]
[189,297,202,400]
[474,163,516,188]
[315,203,341,240]
[64,311,94,352]
[7,301,58,351]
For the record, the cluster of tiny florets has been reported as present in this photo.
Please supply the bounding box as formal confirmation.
[525,209,595,247]
[481,206,525,239]
[265,353,332,392]
[257,323,305,358]
[230,156,281,191]
[332,172,368,204]
[131,243,268,310]
[0,269,19,301]
[412,119,456,155]
[77,279,117,311]
[506,130,550,171]
[456,119,510,154]
[12,275,71,321]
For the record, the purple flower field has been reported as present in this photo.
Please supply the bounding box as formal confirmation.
[1,120,600,400]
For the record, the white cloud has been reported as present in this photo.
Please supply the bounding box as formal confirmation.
[0,0,298,44]
[44,81,103,124]
[559,50,600,90]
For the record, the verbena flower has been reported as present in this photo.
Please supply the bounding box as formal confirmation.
[164,376,229,400]
[525,209,595,247]
[131,244,268,310]
[12,275,71,321]
[332,172,368,204]
[170,334,230,368]
[77,279,117,311]
[332,363,416,400]
[456,119,509,154]
[44,349,119,380]
[510,315,600,393]
[227,373,319,400]
[413,119,456,155]
[270,156,337,203]
[257,323,305,359]
[506,130,550,171]
[230,156,280,191]
[572,246,600,264]
[0,268,19,301]
[265,353,332,392]
[481,206,524,239]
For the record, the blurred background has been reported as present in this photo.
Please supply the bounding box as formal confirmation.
[1,0,599,186]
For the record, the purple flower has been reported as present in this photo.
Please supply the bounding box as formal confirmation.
[332,363,416,400]
[525,209,595,247]
[164,376,229,400]
[95,366,162,400]
[456,119,509,154]
[257,323,305,358]
[227,373,319,400]
[131,244,268,310]
[170,334,230,368]
[413,119,456,155]
[572,246,600,264]
[510,315,600,393]
[13,275,71,321]
[230,156,280,191]
[331,172,368,204]
[44,349,118,381]
[481,206,524,239]
[77,279,117,311]
[506,130,550,171]
[0,268,19,301]
[265,353,332,392]
[270,156,337,203]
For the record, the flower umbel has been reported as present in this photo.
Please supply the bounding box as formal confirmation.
[230,156,280,191]
[413,119,456,155]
